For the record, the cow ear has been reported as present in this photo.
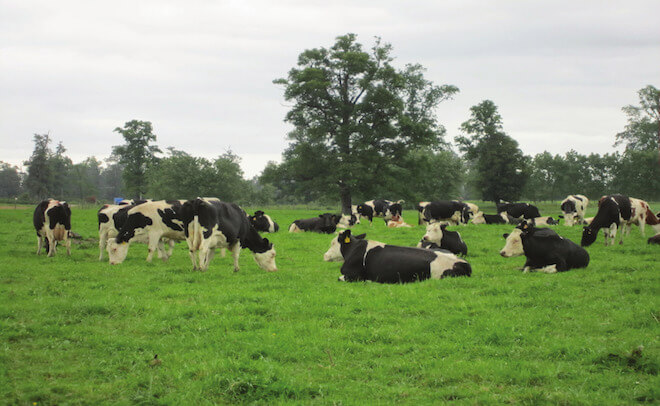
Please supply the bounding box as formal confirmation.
[502,233,509,239]
[355,233,367,240]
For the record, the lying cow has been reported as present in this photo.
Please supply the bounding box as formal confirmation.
[500,222,589,273]
[386,214,412,228]
[249,210,279,233]
[418,223,468,256]
[581,194,632,246]
[496,202,541,220]
[422,200,471,225]
[33,199,72,257]
[289,213,339,234]
[529,216,559,226]
[180,198,277,272]
[356,199,403,224]
[560,194,589,226]
[106,200,186,264]
[471,212,509,225]
[324,230,471,283]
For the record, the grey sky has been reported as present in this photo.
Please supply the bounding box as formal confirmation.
[1,0,658,177]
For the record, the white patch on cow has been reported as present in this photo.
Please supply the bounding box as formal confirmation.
[107,240,130,264]
[500,229,524,257]
[429,251,463,279]
[537,264,558,274]
[471,211,485,225]
[628,197,649,236]
[465,203,479,220]
[337,214,353,228]
[264,214,277,233]
[288,223,301,233]
[323,237,343,262]
[422,223,444,245]
[362,240,386,267]
[500,212,509,222]
[253,246,277,272]
[338,275,346,282]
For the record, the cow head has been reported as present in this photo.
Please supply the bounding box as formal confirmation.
[384,203,403,220]
[106,238,130,264]
[422,223,445,245]
[318,213,339,233]
[252,238,277,272]
[581,225,597,247]
[471,211,485,224]
[324,230,366,262]
[250,211,278,233]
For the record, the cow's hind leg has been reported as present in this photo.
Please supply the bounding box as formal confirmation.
[36,234,43,255]
[230,242,241,272]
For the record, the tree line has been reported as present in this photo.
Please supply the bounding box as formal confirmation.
[1,34,658,206]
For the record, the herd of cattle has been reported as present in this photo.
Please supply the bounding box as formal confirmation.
[32,194,659,283]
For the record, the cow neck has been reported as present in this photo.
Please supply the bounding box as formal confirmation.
[240,223,269,253]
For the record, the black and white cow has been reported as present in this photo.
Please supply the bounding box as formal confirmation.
[418,223,468,256]
[289,213,339,234]
[416,201,431,225]
[560,195,589,226]
[337,213,358,229]
[355,199,404,224]
[33,199,72,256]
[471,212,509,225]
[106,200,186,264]
[496,202,541,220]
[180,198,277,272]
[421,200,471,225]
[249,210,279,233]
[500,222,589,273]
[323,230,471,283]
[581,194,632,247]
[528,216,560,226]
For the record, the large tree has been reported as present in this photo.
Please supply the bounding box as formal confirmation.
[455,100,528,202]
[112,120,161,199]
[0,162,21,198]
[24,133,54,199]
[274,33,458,213]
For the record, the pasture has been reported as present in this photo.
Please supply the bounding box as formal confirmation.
[1,202,658,404]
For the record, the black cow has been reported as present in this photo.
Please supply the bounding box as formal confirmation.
[419,223,468,256]
[249,210,279,233]
[355,199,403,224]
[180,198,277,272]
[581,194,632,247]
[496,202,541,220]
[500,222,589,273]
[324,230,471,283]
[422,200,471,225]
[33,199,72,256]
[288,213,339,234]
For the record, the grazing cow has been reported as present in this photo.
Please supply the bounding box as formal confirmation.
[529,216,559,226]
[419,223,468,256]
[180,198,277,272]
[106,200,186,264]
[386,214,412,228]
[560,195,589,226]
[289,213,339,234]
[626,197,654,237]
[581,194,632,247]
[500,222,589,273]
[356,199,404,224]
[496,202,541,220]
[33,199,72,256]
[422,200,471,226]
[249,210,279,233]
[471,211,509,225]
[324,230,471,283]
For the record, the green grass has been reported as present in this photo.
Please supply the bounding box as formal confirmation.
[1,202,658,404]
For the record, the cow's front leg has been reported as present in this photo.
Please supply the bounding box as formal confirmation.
[230,242,241,272]
[47,232,56,257]
[156,239,169,262]
[36,235,43,255]
[99,231,107,260]
[146,235,160,262]
[65,236,71,255]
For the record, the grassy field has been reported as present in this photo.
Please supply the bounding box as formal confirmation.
[1,202,658,404]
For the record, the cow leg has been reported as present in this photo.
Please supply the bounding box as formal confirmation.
[187,241,199,270]
[156,239,169,262]
[167,239,175,257]
[146,235,160,262]
[220,248,226,258]
[199,239,215,271]
[36,235,43,255]
[99,231,107,260]
[65,236,71,255]
[47,231,56,257]
[230,242,241,272]
[537,264,558,274]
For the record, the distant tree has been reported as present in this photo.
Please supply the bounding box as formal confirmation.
[274,33,458,214]
[210,151,248,202]
[70,157,102,201]
[146,148,215,200]
[99,161,124,200]
[50,142,72,198]
[614,85,659,158]
[0,161,21,198]
[455,100,528,202]
[24,133,54,199]
[111,120,161,199]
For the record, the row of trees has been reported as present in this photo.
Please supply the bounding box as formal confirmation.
[3,34,658,205]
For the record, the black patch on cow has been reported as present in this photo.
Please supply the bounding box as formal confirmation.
[581,194,631,246]
[291,213,338,234]
[158,208,183,232]
[33,200,49,235]
[116,212,153,243]
[561,200,576,213]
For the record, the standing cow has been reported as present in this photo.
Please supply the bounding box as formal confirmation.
[33,199,72,257]
[180,198,277,272]
[560,195,589,226]
[581,194,632,247]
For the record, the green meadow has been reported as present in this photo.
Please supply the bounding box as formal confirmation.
[1,202,658,405]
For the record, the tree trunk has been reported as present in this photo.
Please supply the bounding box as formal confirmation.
[338,181,352,215]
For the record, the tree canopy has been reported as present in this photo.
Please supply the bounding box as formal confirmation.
[112,120,161,199]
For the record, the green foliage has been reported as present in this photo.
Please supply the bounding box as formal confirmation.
[23,133,54,199]
[112,120,162,199]
[615,85,659,153]
[0,161,21,198]
[1,204,658,404]
[274,33,458,212]
[456,100,528,202]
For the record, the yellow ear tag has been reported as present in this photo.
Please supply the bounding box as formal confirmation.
[344,237,351,243]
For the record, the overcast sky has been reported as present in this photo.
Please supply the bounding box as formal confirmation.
[1,0,659,177]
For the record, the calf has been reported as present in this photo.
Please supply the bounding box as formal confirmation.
[249,210,279,233]
[471,211,508,225]
[581,194,632,247]
[33,199,72,257]
[325,230,471,283]
[289,213,339,234]
[106,200,186,264]
[181,198,277,272]
[386,214,412,228]
[422,200,471,226]
[419,223,468,256]
[560,195,589,226]
[500,222,589,273]
[356,199,404,224]
[496,202,541,220]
